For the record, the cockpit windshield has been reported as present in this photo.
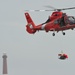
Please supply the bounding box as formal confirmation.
[68,16,75,24]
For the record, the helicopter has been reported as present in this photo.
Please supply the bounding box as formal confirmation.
[25,6,75,36]
[58,51,68,60]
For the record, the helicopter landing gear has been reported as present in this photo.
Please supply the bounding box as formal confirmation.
[62,31,65,35]
[63,32,65,35]
[52,30,55,36]
[52,33,55,36]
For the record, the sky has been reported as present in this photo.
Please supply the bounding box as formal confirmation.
[0,0,75,75]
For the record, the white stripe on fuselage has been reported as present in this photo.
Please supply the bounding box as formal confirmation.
[41,24,46,30]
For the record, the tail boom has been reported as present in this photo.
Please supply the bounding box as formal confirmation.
[25,12,36,34]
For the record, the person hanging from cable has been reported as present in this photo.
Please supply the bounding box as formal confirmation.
[58,51,68,60]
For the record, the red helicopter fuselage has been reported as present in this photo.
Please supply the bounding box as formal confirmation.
[25,11,75,36]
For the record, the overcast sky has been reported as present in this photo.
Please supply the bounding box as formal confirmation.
[0,0,75,75]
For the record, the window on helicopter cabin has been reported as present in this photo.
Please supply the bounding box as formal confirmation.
[68,16,75,24]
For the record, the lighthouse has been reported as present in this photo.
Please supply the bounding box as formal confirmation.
[2,53,8,75]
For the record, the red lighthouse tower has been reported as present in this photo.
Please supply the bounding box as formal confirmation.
[2,53,8,75]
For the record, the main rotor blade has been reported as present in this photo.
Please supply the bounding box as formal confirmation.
[60,7,75,10]
[25,9,54,12]
[44,6,75,11]
[25,7,75,12]
[44,5,57,10]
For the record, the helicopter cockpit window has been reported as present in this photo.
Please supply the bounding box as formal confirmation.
[68,16,75,24]
[62,13,66,16]
[54,14,58,16]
